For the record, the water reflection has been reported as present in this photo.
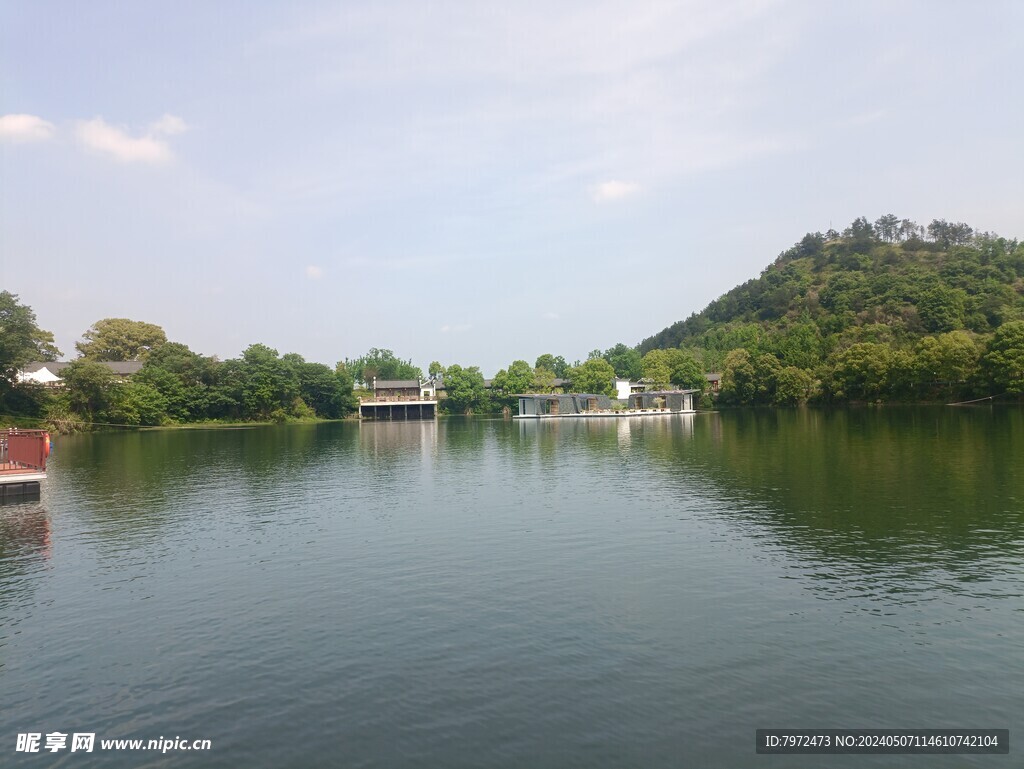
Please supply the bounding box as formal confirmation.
[0,505,51,650]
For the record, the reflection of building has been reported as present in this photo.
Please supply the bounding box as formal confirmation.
[358,418,438,461]
[360,379,438,419]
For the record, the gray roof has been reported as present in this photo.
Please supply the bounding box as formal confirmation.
[21,360,144,375]
[373,379,422,389]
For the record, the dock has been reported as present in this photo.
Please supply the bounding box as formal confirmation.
[1,429,50,500]
[359,396,438,420]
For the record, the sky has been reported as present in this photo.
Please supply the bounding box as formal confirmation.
[2,1,1022,376]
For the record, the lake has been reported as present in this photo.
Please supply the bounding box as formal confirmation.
[2,408,1022,767]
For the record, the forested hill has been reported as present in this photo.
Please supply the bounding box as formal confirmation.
[637,216,1024,402]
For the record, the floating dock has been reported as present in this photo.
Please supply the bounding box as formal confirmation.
[1,429,50,500]
[514,390,699,419]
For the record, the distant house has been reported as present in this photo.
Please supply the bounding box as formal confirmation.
[371,378,435,400]
[614,378,649,400]
[18,361,145,386]
[705,373,722,393]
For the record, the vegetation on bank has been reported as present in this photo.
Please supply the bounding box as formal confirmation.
[638,216,1024,404]
[2,215,1023,427]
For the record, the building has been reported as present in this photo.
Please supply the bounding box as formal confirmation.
[360,378,438,420]
[18,361,145,386]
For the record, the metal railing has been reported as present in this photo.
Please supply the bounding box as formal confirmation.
[1,429,50,471]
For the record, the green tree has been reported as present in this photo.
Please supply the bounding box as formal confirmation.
[753,353,783,403]
[668,349,706,390]
[827,342,893,400]
[640,350,672,389]
[603,343,642,380]
[532,367,556,392]
[344,348,422,386]
[60,360,117,421]
[914,332,979,394]
[135,366,191,421]
[720,349,756,404]
[492,360,534,395]
[235,344,300,419]
[983,321,1024,393]
[142,341,218,420]
[110,380,168,426]
[568,358,615,395]
[0,291,60,412]
[428,361,444,379]
[917,286,966,332]
[535,354,569,378]
[773,366,814,405]
[294,359,349,418]
[442,364,488,414]
[76,318,167,361]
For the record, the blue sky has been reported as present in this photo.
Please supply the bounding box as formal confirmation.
[2,0,1022,375]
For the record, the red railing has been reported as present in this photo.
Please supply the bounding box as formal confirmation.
[2,429,50,472]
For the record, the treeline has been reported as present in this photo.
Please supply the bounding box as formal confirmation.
[0,304,360,428]
[51,343,359,427]
[636,215,1024,404]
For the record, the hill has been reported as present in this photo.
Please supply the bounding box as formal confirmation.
[637,216,1024,403]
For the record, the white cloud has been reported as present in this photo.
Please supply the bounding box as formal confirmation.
[0,114,56,142]
[440,323,472,333]
[150,114,189,135]
[305,265,323,279]
[544,311,561,320]
[590,180,640,202]
[75,117,175,164]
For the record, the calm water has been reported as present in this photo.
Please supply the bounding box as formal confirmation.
[2,409,1022,767]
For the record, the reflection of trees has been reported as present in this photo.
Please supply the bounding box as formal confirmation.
[0,506,51,618]
[53,424,355,545]
[640,407,1024,575]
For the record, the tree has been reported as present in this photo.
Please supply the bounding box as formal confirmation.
[142,342,218,420]
[60,360,117,420]
[720,349,756,404]
[110,380,168,426]
[0,291,60,411]
[983,321,1024,394]
[535,354,569,378]
[428,361,444,379]
[532,366,556,392]
[917,285,966,332]
[344,348,422,386]
[641,350,672,389]
[76,318,167,361]
[442,364,488,414]
[294,360,349,418]
[773,366,814,405]
[603,343,643,380]
[492,360,534,395]
[874,214,900,243]
[236,344,300,419]
[668,349,706,390]
[568,358,615,395]
[914,332,979,392]
[827,343,893,400]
